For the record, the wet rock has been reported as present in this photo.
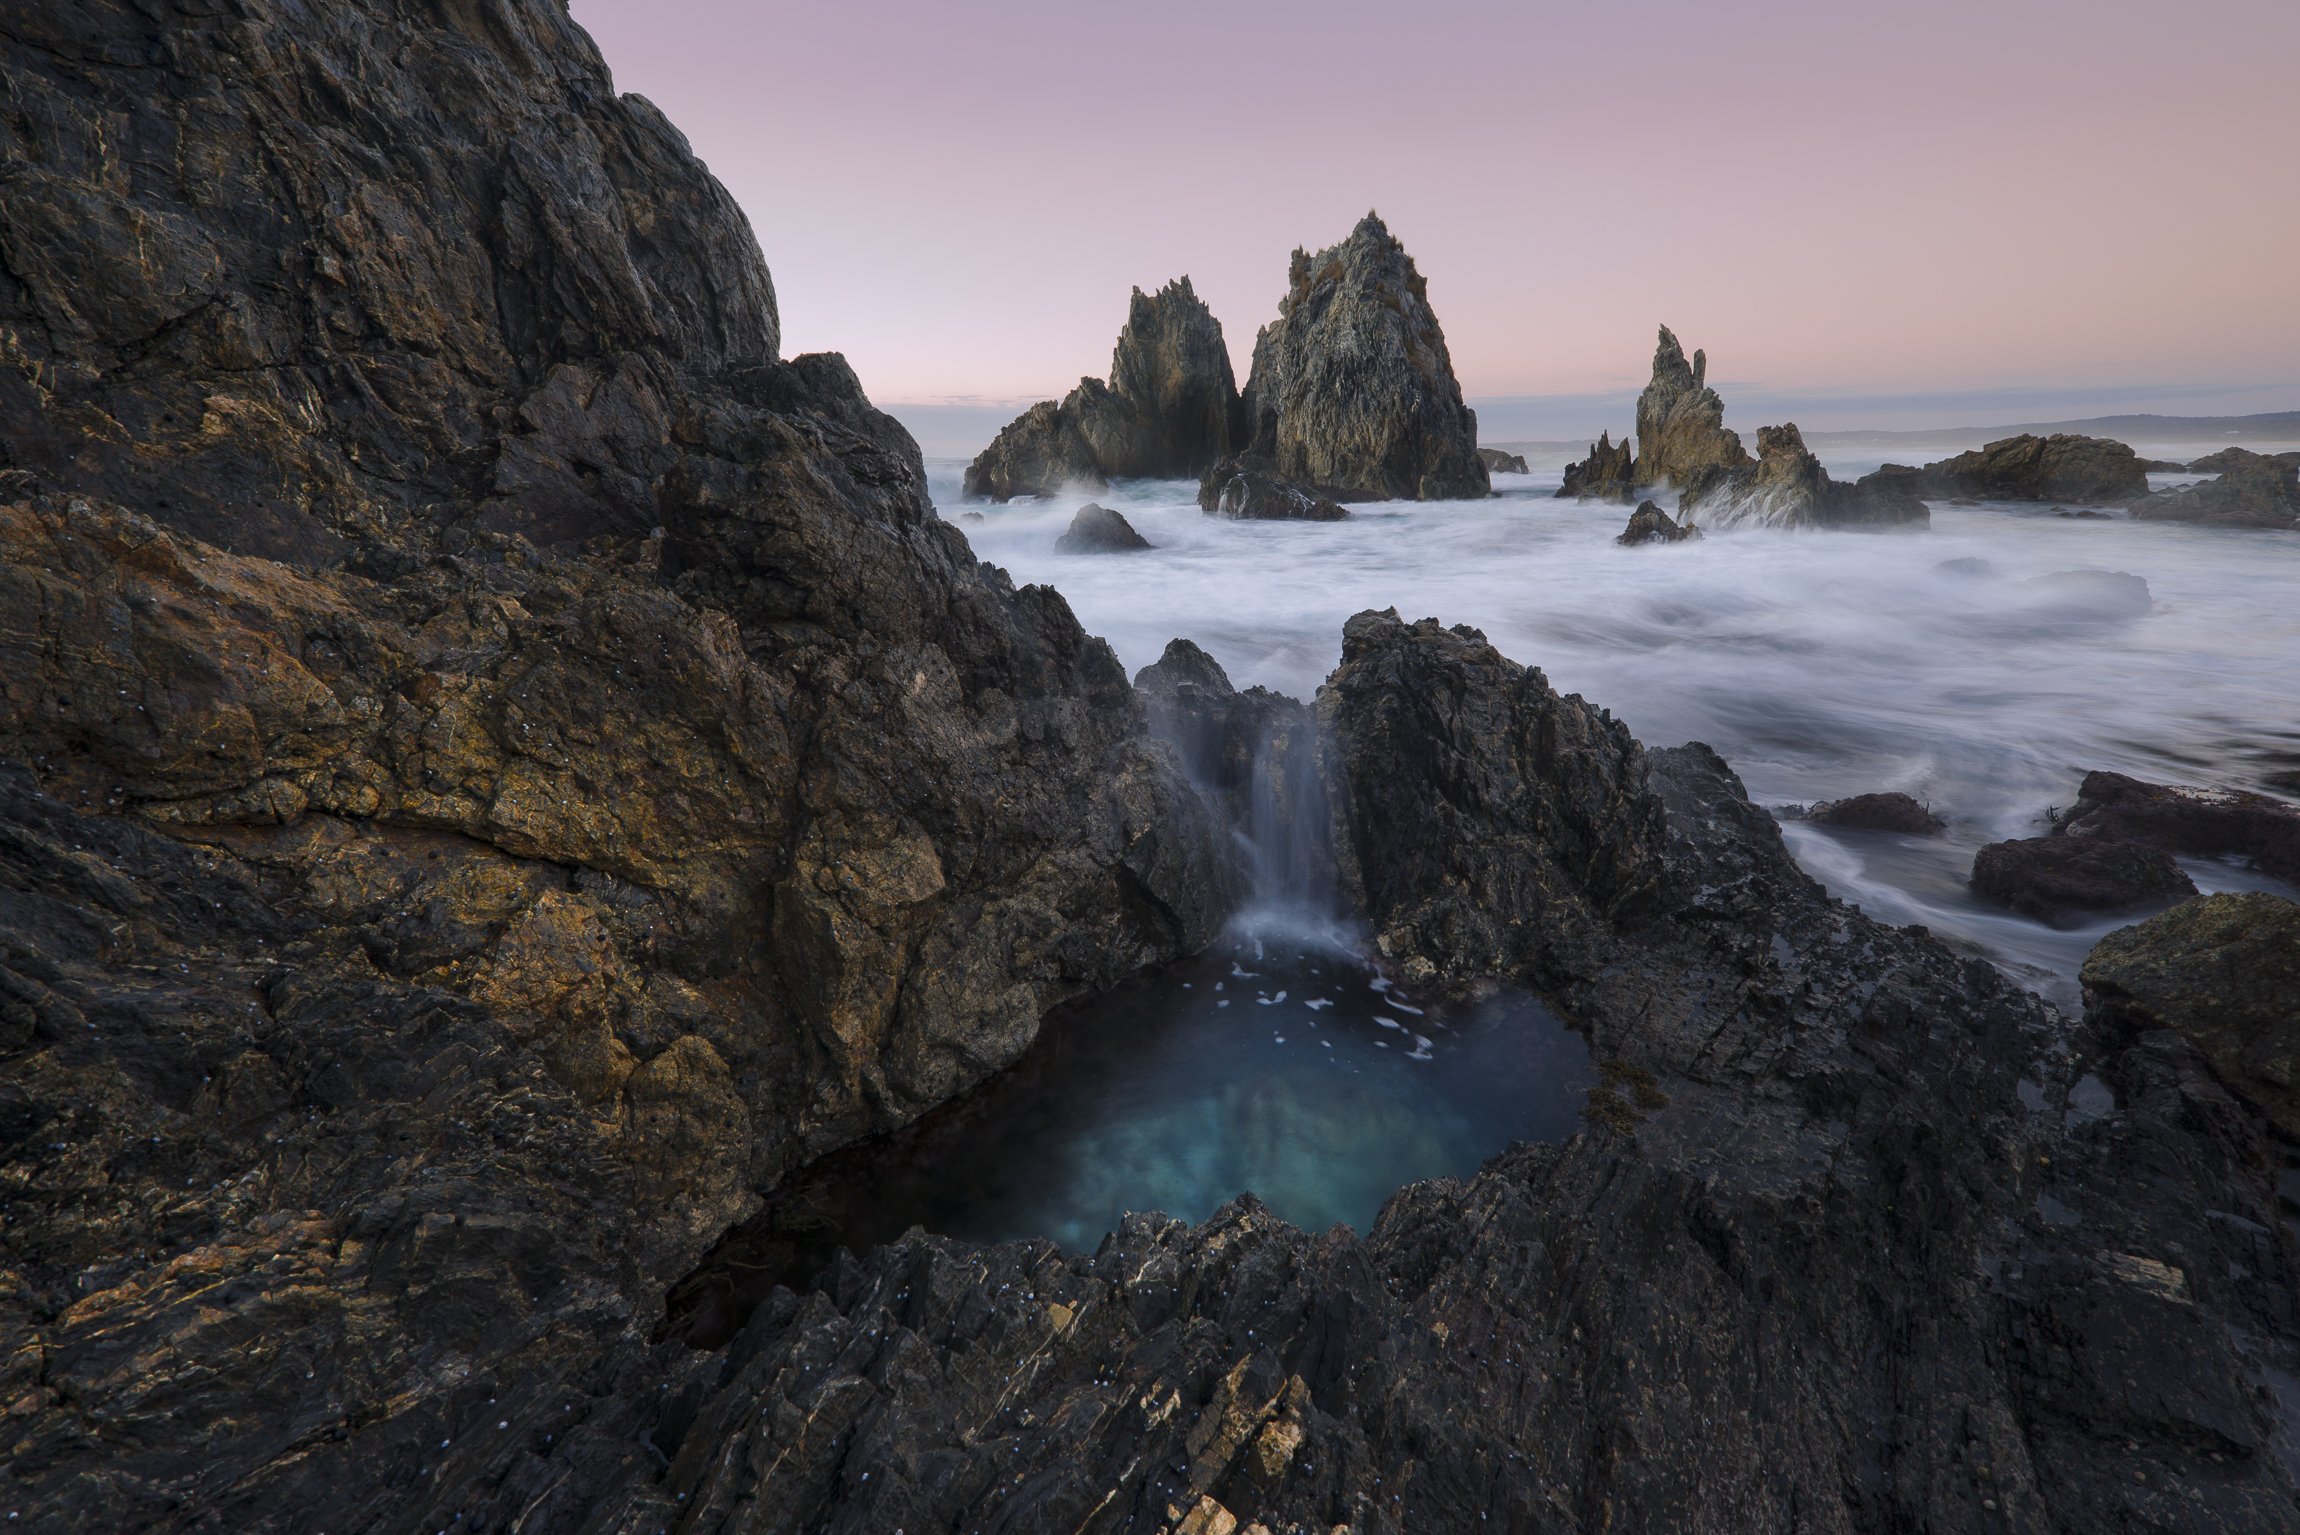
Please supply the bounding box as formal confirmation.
[1907,434,2150,504]
[2132,450,2300,530]
[2015,569,2153,619]
[1806,792,1944,834]
[1238,213,1489,500]
[1971,836,2197,926]
[2082,893,2300,1134]
[1616,500,1700,545]
[1055,502,1153,553]
[1479,447,1530,475]
[1197,454,1350,520]
[1630,326,1750,489]
[2061,769,2300,883]
[1681,422,1929,530]
[1558,428,1636,501]
[964,277,1241,499]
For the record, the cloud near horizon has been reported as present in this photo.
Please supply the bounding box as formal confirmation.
[573,0,2300,422]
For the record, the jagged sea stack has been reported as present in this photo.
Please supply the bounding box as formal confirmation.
[965,277,1240,499]
[1236,213,1489,500]
[1631,324,1750,488]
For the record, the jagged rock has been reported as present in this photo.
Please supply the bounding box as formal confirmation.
[2060,769,2300,883]
[1681,422,1928,529]
[964,277,1240,500]
[1557,428,1636,501]
[1630,326,1750,489]
[1617,500,1699,545]
[1901,434,2150,504]
[2186,447,2300,473]
[1238,213,1489,501]
[1197,453,1350,520]
[2133,450,2300,529]
[1971,836,2197,926]
[1478,447,1530,475]
[1805,792,1944,834]
[1055,501,1153,553]
[2083,893,2300,1134]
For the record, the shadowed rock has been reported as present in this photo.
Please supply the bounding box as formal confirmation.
[1479,447,1530,474]
[1238,213,1489,501]
[1972,836,2197,926]
[961,398,1107,500]
[1558,428,1636,501]
[1197,453,1350,520]
[1617,500,1699,545]
[2133,450,2300,530]
[1899,434,2150,504]
[1054,502,1153,553]
[1681,423,1929,529]
[1630,326,1750,490]
[1806,792,1944,834]
[2061,770,2300,882]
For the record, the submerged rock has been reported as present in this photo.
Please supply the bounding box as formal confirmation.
[1616,500,1700,545]
[1971,835,2198,926]
[1681,422,1928,530]
[2015,568,2153,619]
[965,277,1240,499]
[2132,449,2300,530]
[2083,893,2300,1135]
[1054,501,1153,553]
[1557,428,1637,501]
[1479,447,1531,475]
[1805,792,1944,834]
[1630,325,1750,489]
[1239,213,1489,501]
[2061,769,2300,883]
[1197,453,1350,520]
[1901,433,2149,504]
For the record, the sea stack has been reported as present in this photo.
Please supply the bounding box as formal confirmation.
[1231,213,1489,501]
[965,277,1241,499]
[1631,325,1750,489]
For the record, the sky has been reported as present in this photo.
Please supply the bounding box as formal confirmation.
[572,0,2300,435]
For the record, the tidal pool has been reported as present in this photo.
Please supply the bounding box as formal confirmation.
[666,931,1593,1344]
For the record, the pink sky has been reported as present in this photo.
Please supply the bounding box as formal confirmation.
[573,0,2300,418]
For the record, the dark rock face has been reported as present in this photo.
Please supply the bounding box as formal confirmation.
[1557,428,1636,501]
[1806,791,1944,834]
[1055,502,1153,553]
[2133,450,2300,530]
[963,278,1241,499]
[2062,770,2300,883]
[1681,422,1929,530]
[1629,326,1750,489]
[2083,893,2300,1134]
[1971,836,2198,925]
[1197,453,1351,520]
[1239,214,1489,501]
[1617,500,1700,545]
[1905,434,2150,504]
[1478,447,1530,474]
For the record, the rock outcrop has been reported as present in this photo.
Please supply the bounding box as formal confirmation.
[1804,791,1944,834]
[964,277,1241,499]
[1971,835,2198,925]
[2186,447,2300,473]
[1557,428,1636,501]
[1478,447,1530,474]
[1617,500,1700,545]
[1197,453,1350,520]
[1894,434,2150,504]
[1629,326,1750,489]
[1237,214,1489,501]
[1055,501,1154,553]
[1681,422,1929,529]
[2133,449,2300,530]
[2060,769,2300,883]
[2083,892,2300,1134]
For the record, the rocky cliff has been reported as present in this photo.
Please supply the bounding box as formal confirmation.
[1238,214,1490,501]
[963,277,1241,499]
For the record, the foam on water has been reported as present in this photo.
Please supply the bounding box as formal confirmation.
[945,462,2300,1001]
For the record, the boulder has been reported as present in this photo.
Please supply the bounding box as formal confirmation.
[964,277,1240,499]
[2132,450,2300,530]
[2185,447,2300,473]
[1197,454,1349,520]
[1616,500,1699,545]
[2014,569,2153,619]
[1055,502,1153,553]
[2082,893,2300,1134]
[1971,836,2197,926]
[1557,429,1636,501]
[1906,434,2149,504]
[1238,213,1489,501]
[2060,770,2300,883]
[1805,793,1944,834]
[1479,447,1531,475]
[1630,326,1750,489]
[1681,422,1928,530]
